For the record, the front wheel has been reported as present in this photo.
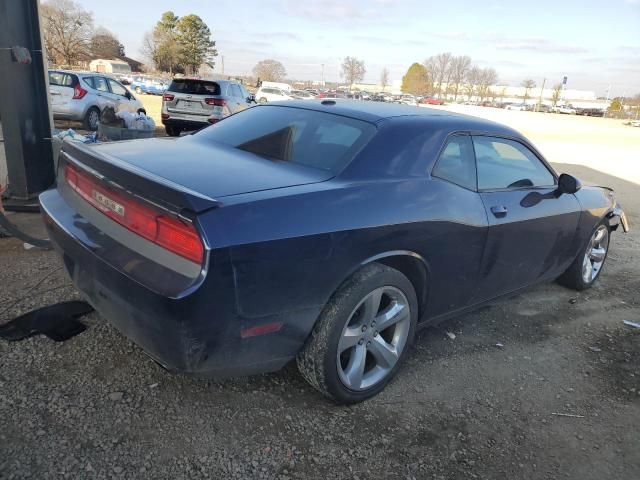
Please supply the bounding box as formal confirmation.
[558,223,610,290]
[297,263,418,404]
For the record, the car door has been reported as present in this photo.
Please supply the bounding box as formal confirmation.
[427,134,489,317]
[85,76,112,111]
[228,83,244,113]
[472,135,581,301]
[107,78,137,111]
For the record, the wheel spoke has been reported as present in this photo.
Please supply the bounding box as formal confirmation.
[589,247,606,263]
[368,336,399,369]
[338,327,361,353]
[343,344,367,389]
[362,288,383,322]
[583,257,593,281]
[593,228,606,243]
[376,302,409,332]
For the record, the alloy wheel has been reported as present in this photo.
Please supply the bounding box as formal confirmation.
[337,286,411,391]
[582,225,609,283]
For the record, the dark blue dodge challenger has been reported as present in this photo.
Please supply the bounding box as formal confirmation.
[40,100,629,403]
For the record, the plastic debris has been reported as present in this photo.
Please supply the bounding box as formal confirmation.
[446,331,456,340]
[495,342,504,348]
[623,320,640,329]
[116,110,156,131]
[53,128,98,144]
[588,346,602,352]
[551,412,584,418]
[23,242,35,250]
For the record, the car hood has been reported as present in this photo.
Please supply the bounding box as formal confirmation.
[90,135,333,199]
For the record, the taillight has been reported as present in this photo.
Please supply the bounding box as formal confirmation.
[161,113,170,120]
[64,163,204,264]
[72,84,87,99]
[205,98,226,106]
[163,93,175,101]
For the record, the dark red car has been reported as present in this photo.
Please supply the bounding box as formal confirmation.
[420,97,445,105]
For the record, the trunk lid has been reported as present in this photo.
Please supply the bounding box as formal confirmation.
[62,136,333,210]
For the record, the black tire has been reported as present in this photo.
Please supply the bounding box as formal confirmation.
[83,107,100,131]
[258,97,267,103]
[165,126,180,137]
[135,86,143,94]
[557,221,610,291]
[297,263,418,404]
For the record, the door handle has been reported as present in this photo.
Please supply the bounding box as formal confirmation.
[490,205,508,218]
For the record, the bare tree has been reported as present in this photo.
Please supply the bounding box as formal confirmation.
[253,59,287,82]
[425,52,452,98]
[477,68,498,101]
[521,79,536,104]
[380,67,390,92]
[341,56,366,90]
[551,83,562,106]
[449,55,471,101]
[90,27,124,59]
[464,66,481,101]
[40,0,94,65]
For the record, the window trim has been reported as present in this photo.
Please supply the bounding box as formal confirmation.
[471,133,558,193]
[430,133,478,192]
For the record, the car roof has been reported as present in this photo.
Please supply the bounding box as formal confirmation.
[267,100,522,137]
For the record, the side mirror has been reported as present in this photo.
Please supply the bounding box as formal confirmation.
[557,173,581,195]
[124,90,132,99]
[248,94,256,103]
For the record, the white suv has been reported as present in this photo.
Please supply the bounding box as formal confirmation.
[255,87,293,103]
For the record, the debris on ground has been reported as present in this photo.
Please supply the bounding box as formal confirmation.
[589,346,602,352]
[446,331,456,340]
[623,320,640,329]
[496,342,504,348]
[551,412,585,418]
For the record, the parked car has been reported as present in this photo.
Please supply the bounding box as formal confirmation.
[130,76,168,95]
[40,100,629,404]
[161,78,255,136]
[48,70,143,131]
[420,97,445,105]
[255,87,293,103]
[505,103,528,111]
[400,96,418,106]
[551,105,577,114]
[290,89,316,100]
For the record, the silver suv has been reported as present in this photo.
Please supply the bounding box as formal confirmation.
[161,78,255,136]
[48,70,143,130]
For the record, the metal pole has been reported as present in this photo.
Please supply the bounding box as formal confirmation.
[0,0,55,199]
[536,78,546,112]
[321,63,325,87]
[221,55,224,75]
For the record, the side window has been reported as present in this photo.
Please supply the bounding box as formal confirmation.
[49,72,74,87]
[92,76,109,93]
[230,84,242,97]
[473,136,555,190]
[108,79,128,97]
[83,77,95,89]
[432,135,477,190]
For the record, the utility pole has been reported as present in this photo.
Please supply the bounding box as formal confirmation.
[536,78,546,112]
[221,56,225,75]
[321,63,325,87]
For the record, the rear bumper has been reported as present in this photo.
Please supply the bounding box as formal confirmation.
[162,117,209,131]
[39,188,299,378]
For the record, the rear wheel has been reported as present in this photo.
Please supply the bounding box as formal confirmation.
[258,97,267,103]
[165,126,180,137]
[558,222,610,290]
[297,263,418,404]
[83,107,100,131]
[135,86,143,94]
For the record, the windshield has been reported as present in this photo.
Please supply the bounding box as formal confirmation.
[169,79,221,95]
[196,105,376,173]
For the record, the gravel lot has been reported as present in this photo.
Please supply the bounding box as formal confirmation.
[1,107,639,479]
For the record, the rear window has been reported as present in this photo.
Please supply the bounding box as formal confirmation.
[197,105,376,173]
[168,79,221,95]
[49,72,76,87]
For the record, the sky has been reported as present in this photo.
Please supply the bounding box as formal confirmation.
[75,0,640,96]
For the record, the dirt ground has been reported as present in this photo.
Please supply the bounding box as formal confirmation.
[1,106,639,480]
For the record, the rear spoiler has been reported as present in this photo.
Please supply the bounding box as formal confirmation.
[59,141,220,214]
